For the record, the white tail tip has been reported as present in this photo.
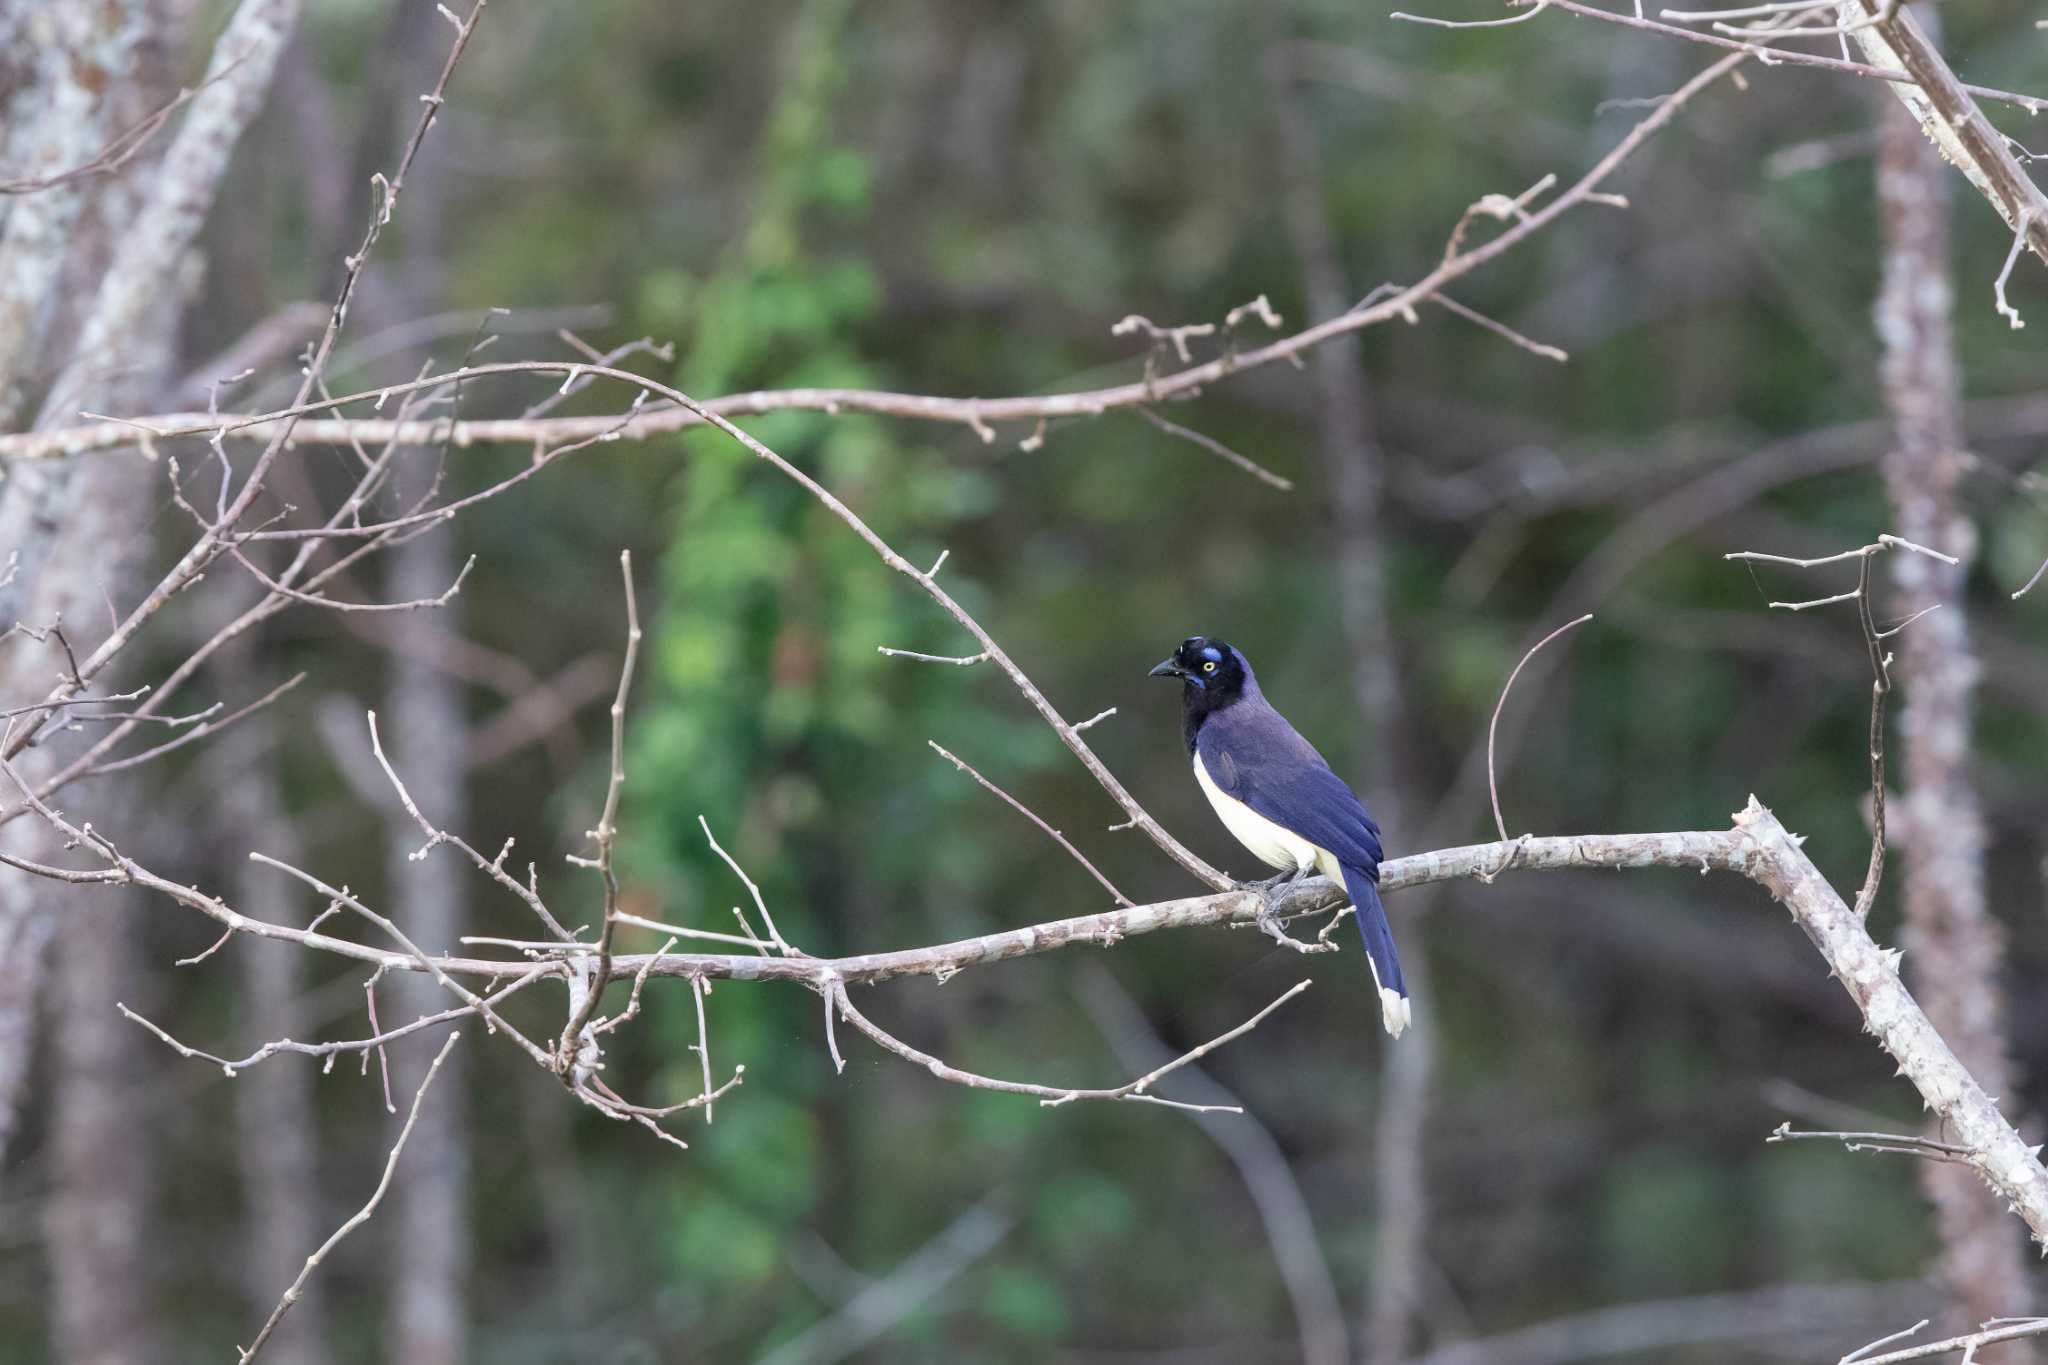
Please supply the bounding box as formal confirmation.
[1380,987,1411,1038]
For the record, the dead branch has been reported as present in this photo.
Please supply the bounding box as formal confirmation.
[554,551,641,1076]
[928,740,1133,907]
[827,977,1310,1113]
[1767,1121,1974,1164]
[237,1030,461,1364]
[1839,1317,2048,1365]
[0,52,1749,465]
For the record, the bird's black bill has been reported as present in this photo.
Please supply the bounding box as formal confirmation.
[1149,657,1188,680]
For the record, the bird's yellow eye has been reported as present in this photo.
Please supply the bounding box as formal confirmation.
[1202,660,1217,672]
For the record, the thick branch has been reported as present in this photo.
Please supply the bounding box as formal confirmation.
[1834,0,2048,273]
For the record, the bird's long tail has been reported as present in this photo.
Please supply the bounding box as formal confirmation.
[1340,864,1409,1038]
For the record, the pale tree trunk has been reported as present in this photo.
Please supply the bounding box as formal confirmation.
[0,0,300,1165]
[375,474,474,1365]
[0,6,298,1358]
[374,17,469,1351]
[35,444,162,1365]
[44,863,156,1365]
[0,0,157,1170]
[1873,30,2034,1342]
[8,5,168,1354]
[1267,45,1434,1365]
[221,702,330,1365]
[383,514,472,1365]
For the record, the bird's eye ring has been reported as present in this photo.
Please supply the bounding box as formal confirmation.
[1202,660,1217,672]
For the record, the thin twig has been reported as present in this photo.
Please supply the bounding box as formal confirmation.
[1767,1120,1973,1164]
[555,550,642,1074]
[700,815,796,954]
[1485,614,1593,845]
[237,1031,461,1364]
[691,974,715,1123]
[1840,1318,2048,1365]
[876,647,990,666]
[829,977,1310,1111]
[1429,293,1570,362]
[1850,553,1889,920]
[929,741,1133,907]
[1135,406,1295,491]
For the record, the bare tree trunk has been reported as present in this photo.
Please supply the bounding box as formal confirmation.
[0,0,157,1170]
[222,705,330,1365]
[44,865,156,1365]
[383,513,472,1365]
[0,0,299,1167]
[29,396,162,1365]
[1873,29,2034,1342]
[1267,45,1434,1365]
[379,37,468,1342]
[1,8,298,1358]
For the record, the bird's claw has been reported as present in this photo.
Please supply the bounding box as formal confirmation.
[1250,873,1338,955]
[1240,866,1313,895]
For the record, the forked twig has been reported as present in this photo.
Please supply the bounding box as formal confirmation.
[238,1031,461,1364]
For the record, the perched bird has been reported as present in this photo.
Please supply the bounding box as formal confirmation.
[1150,636,1409,1037]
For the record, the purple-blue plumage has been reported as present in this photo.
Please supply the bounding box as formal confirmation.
[1196,697,1385,875]
[1151,636,1409,1034]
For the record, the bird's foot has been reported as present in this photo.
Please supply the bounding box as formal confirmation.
[1249,870,1337,955]
[1240,866,1317,895]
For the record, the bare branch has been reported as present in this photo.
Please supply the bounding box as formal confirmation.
[1768,1120,1974,1164]
[0,74,211,195]
[555,550,642,1074]
[1516,0,2048,116]
[700,815,797,955]
[875,647,990,666]
[1485,614,1593,848]
[828,977,1311,1112]
[237,1030,461,1364]
[2,54,1752,466]
[1135,406,1295,491]
[1842,1318,2048,1365]
[929,741,1133,907]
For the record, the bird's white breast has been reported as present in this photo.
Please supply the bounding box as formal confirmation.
[1194,753,1335,877]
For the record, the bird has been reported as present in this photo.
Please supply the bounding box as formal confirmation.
[1150,635,1409,1037]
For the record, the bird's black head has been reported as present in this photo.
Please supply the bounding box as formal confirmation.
[1150,636,1253,746]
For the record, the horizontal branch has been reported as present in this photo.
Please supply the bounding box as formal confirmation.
[21,760,2048,1242]
[0,54,1748,463]
[207,825,1746,986]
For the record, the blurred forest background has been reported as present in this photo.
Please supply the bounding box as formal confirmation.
[2,0,2046,1362]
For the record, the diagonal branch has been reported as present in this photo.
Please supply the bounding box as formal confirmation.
[1827,0,2048,277]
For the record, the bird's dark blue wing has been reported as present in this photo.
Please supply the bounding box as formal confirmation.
[1196,699,1383,873]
